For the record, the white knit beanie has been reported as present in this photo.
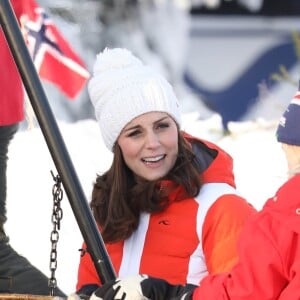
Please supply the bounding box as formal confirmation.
[88,48,182,151]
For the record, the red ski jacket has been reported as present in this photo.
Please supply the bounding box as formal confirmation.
[0,0,24,126]
[194,173,300,299]
[76,133,256,292]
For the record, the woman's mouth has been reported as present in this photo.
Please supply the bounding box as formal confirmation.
[142,154,166,164]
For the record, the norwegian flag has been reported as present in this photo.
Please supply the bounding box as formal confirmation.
[19,0,90,99]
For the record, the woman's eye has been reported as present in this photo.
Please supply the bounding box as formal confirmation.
[127,130,141,137]
[157,122,169,129]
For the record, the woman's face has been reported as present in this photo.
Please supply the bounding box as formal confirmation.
[117,112,179,181]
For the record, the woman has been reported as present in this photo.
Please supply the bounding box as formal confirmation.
[90,83,300,300]
[75,48,256,297]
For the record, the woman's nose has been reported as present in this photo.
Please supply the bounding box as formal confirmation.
[145,131,160,148]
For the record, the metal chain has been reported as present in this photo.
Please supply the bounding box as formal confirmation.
[49,170,64,296]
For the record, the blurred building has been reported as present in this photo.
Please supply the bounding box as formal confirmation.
[185,0,300,129]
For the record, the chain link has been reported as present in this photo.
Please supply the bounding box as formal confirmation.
[49,170,64,296]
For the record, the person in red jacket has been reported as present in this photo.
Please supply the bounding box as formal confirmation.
[89,83,300,300]
[74,48,256,299]
[0,1,65,296]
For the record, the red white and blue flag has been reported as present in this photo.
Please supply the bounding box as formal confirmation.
[19,0,90,99]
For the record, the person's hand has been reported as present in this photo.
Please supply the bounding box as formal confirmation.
[89,274,196,300]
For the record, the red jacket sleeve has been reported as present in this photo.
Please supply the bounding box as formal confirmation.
[0,0,24,125]
[202,194,256,274]
[194,212,288,299]
[76,242,101,291]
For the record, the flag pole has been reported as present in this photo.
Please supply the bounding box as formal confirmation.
[0,0,116,283]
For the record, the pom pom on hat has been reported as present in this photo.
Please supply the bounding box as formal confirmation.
[88,48,181,151]
[276,83,300,146]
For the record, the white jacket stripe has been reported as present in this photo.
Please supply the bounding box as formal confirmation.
[186,183,238,285]
[118,212,150,277]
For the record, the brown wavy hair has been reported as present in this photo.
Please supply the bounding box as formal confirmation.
[91,132,202,243]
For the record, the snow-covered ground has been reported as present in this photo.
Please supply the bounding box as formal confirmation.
[6,110,288,295]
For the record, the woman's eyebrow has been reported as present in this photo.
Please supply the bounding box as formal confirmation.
[123,116,169,132]
[123,124,140,132]
[154,116,169,124]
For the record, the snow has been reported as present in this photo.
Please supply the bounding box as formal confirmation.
[6,110,288,295]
